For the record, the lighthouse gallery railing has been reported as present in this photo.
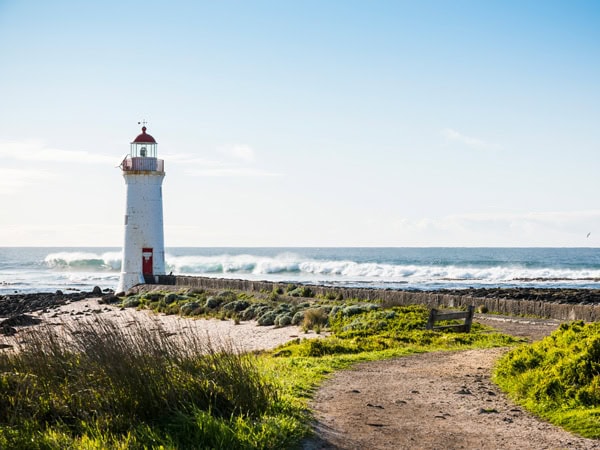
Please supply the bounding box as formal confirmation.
[121,157,164,172]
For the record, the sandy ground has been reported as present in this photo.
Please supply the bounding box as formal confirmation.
[303,315,600,450]
[1,297,324,353]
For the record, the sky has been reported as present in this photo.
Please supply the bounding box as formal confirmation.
[0,0,598,247]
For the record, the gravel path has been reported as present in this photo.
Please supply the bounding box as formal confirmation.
[303,316,600,450]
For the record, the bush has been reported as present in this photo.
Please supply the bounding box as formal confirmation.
[257,311,277,326]
[204,296,222,309]
[341,303,379,317]
[494,321,600,439]
[223,300,251,312]
[302,308,328,331]
[216,290,238,303]
[164,293,179,303]
[180,301,201,316]
[274,313,293,328]
[287,286,314,298]
[291,311,305,325]
[122,297,140,308]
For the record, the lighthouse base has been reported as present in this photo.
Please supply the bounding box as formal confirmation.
[117,272,146,294]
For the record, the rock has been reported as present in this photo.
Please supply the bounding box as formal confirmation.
[0,326,17,336]
[99,295,119,304]
[92,286,103,296]
[455,388,472,395]
[0,314,42,327]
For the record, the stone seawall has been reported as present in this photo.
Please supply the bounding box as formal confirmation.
[157,275,600,322]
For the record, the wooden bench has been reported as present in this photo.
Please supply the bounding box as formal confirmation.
[426,305,475,333]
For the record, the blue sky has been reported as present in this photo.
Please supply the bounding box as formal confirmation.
[0,0,598,247]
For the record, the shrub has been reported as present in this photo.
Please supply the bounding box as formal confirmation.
[186,288,205,295]
[145,292,163,301]
[257,311,277,326]
[341,303,379,317]
[494,321,600,439]
[288,286,314,298]
[216,290,238,303]
[122,297,140,308]
[180,301,201,316]
[204,296,222,309]
[274,313,293,328]
[223,300,251,312]
[164,292,179,303]
[302,308,328,330]
[291,311,305,325]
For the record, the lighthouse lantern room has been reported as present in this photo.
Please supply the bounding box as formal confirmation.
[117,125,166,293]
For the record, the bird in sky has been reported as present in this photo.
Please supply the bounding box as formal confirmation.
[587,232,591,238]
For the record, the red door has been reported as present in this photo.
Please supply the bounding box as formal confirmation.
[142,248,153,275]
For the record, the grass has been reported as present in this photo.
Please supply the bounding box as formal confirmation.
[494,320,600,439]
[0,302,522,449]
[0,318,304,449]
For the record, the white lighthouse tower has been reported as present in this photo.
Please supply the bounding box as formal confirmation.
[117,124,166,293]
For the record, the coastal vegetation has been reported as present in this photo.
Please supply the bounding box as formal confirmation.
[494,321,600,439]
[0,292,521,449]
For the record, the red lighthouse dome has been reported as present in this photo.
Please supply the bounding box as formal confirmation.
[132,126,157,144]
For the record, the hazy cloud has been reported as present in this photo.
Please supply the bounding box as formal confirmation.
[0,168,55,194]
[442,128,500,150]
[185,167,282,177]
[219,144,255,162]
[168,144,279,177]
[0,140,115,164]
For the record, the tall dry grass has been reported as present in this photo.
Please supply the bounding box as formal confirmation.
[0,317,279,447]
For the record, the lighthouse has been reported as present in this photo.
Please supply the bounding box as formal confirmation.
[117,124,166,293]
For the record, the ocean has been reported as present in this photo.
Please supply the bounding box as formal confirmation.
[1,247,600,295]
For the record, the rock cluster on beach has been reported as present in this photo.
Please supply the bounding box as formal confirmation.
[435,288,600,305]
[0,288,116,318]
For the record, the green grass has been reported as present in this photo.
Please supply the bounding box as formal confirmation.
[0,303,521,449]
[494,320,600,439]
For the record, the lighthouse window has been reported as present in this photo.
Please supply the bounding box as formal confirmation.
[124,215,128,225]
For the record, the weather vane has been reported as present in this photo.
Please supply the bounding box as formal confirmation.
[138,120,148,127]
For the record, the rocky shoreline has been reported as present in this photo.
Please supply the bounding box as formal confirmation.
[1,285,599,321]
[0,288,117,323]
[0,288,119,336]
[429,287,600,305]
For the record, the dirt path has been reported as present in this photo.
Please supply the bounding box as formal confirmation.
[303,315,600,450]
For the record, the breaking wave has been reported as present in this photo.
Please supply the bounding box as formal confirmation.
[164,253,600,285]
[40,250,600,289]
[44,251,122,271]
